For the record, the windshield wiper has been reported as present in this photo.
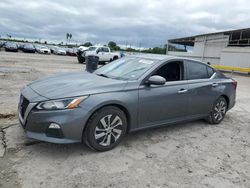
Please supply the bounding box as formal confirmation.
[96,73,109,78]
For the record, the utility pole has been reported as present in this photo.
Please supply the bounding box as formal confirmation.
[166,42,169,54]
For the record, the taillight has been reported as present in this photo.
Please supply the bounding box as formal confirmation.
[232,79,237,89]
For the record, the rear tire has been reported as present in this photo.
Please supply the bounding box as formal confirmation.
[83,106,127,151]
[113,56,118,61]
[99,61,106,65]
[206,96,227,124]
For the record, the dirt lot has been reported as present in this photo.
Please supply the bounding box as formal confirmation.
[0,51,250,188]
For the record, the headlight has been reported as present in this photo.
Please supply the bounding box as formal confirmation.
[36,96,88,110]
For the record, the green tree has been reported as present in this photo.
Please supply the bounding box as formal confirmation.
[108,41,117,49]
[108,41,121,51]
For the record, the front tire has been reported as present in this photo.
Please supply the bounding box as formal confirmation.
[113,56,118,61]
[206,96,227,124]
[77,54,85,64]
[83,106,127,151]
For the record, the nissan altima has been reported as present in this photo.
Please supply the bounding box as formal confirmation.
[18,55,237,151]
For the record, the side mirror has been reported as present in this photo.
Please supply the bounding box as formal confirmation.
[146,75,166,86]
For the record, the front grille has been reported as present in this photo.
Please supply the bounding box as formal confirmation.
[19,95,29,118]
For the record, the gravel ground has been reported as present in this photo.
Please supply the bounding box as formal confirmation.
[0,51,250,188]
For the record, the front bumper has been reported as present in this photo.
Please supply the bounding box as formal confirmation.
[19,87,90,144]
[26,131,77,144]
[23,49,36,53]
[20,108,88,143]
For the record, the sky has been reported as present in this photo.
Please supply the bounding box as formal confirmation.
[0,0,250,47]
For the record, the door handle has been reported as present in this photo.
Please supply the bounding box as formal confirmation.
[178,89,188,94]
[212,83,218,87]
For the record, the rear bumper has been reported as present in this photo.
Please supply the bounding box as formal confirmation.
[228,96,236,110]
[23,49,36,53]
[228,90,236,111]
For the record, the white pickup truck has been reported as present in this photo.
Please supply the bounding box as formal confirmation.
[82,46,121,63]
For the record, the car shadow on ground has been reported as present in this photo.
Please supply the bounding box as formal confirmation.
[16,119,212,157]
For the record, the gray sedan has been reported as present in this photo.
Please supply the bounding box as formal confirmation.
[18,55,237,151]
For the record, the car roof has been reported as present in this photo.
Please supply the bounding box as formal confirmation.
[90,46,107,48]
[126,53,176,61]
[126,53,208,65]
[6,42,17,45]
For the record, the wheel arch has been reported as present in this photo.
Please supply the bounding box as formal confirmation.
[82,103,131,137]
[220,94,230,109]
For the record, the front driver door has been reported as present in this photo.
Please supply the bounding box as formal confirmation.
[102,47,111,61]
[97,48,105,61]
[138,61,189,128]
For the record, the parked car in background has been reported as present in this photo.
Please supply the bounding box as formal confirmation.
[4,42,18,52]
[79,46,89,51]
[17,43,25,51]
[0,41,6,48]
[18,55,237,151]
[22,43,36,53]
[77,46,89,63]
[48,46,57,54]
[35,45,51,54]
[52,46,66,55]
[34,44,42,53]
[66,48,77,56]
[83,46,121,63]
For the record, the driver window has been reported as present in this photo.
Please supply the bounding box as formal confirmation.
[99,48,104,53]
[154,61,184,82]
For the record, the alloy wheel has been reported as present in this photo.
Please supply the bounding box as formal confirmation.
[213,100,227,122]
[94,114,123,146]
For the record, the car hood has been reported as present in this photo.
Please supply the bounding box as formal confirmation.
[28,71,127,99]
[58,50,66,53]
[24,47,34,49]
[7,46,17,49]
[85,51,96,56]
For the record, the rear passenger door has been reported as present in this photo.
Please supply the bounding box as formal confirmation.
[185,60,217,117]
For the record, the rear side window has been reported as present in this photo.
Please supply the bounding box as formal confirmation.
[207,66,215,77]
[103,48,109,52]
[187,61,209,80]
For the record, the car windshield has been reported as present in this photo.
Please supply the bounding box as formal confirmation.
[95,57,156,80]
[6,42,17,47]
[88,47,97,51]
[25,44,33,48]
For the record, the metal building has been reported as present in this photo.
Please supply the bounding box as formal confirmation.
[167,28,250,73]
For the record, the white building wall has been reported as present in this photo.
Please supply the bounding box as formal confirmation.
[168,33,229,64]
[220,47,250,68]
